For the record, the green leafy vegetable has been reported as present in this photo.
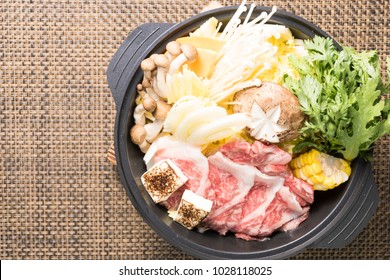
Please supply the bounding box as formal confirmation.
[284,36,390,161]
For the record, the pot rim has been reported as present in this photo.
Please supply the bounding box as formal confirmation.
[113,5,374,259]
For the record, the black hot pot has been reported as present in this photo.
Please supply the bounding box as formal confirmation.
[107,6,379,259]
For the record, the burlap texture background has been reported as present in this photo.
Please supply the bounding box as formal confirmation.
[1,0,389,259]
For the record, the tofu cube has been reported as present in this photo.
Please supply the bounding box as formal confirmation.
[172,190,213,230]
[141,159,188,203]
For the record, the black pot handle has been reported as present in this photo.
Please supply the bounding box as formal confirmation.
[107,23,174,107]
[311,162,379,248]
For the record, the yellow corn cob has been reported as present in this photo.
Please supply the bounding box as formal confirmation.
[290,149,351,191]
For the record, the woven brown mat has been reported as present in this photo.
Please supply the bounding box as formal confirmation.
[1,0,389,260]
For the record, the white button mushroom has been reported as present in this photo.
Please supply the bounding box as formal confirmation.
[142,96,157,112]
[153,54,170,69]
[165,44,198,93]
[165,41,182,61]
[130,124,152,153]
[137,84,157,113]
[133,104,146,125]
[136,83,143,91]
[145,86,160,101]
[142,78,151,88]
[130,124,147,145]
[154,100,172,121]
[140,58,156,86]
[168,44,198,76]
[153,54,170,99]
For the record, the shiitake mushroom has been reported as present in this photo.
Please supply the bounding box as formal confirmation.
[233,82,306,142]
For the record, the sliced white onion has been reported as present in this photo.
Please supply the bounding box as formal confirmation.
[187,113,250,145]
[163,96,204,133]
[174,106,227,140]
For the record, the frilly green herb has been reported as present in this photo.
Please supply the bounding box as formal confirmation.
[284,36,390,161]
